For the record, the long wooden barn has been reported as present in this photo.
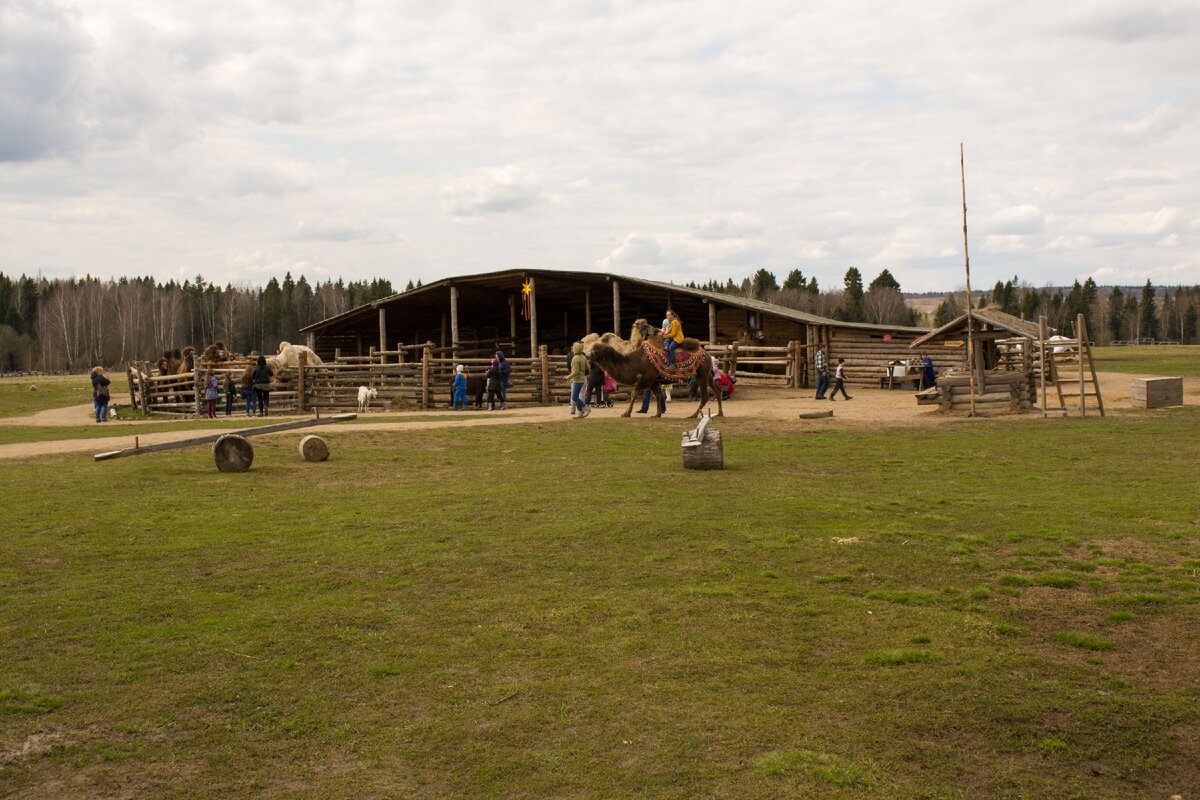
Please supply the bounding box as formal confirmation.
[298,269,951,386]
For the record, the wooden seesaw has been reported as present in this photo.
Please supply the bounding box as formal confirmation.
[93,413,357,471]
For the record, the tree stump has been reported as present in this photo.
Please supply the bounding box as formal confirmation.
[681,428,723,470]
[213,434,253,472]
[298,434,330,462]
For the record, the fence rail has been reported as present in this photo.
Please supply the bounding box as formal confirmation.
[126,341,818,416]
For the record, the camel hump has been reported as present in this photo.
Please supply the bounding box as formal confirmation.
[681,337,701,352]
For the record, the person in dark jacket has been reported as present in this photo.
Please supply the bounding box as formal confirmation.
[224,373,236,416]
[251,355,273,416]
[495,350,511,409]
[91,366,111,423]
[485,360,504,411]
[584,359,606,407]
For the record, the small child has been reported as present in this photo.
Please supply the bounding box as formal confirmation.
[830,358,852,401]
[203,373,220,418]
[452,365,468,410]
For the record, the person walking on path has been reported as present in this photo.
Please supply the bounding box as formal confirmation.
[662,310,684,367]
[91,366,111,423]
[814,345,829,399]
[251,355,273,417]
[568,342,590,417]
[830,358,852,401]
[203,372,220,419]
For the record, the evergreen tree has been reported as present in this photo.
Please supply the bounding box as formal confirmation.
[1107,288,1125,341]
[782,269,806,291]
[261,278,283,344]
[1139,280,1158,342]
[405,279,415,291]
[806,276,819,294]
[868,269,901,292]
[281,272,297,339]
[751,268,779,299]
[1184,304,1198,344]
[837,267,865,321]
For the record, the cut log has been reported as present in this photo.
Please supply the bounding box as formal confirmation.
[213,435,254,472]
[797,410,834,419]
[681,429,723,470]
[299,435,330,462]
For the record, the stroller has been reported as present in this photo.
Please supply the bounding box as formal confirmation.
[588,373,617,407]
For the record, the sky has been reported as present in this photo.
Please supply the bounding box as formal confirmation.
[2,0,1198,293]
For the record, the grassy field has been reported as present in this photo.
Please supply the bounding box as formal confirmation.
[0,375,95,419]
[1092,345,1200,377]
[2,408,1198,798]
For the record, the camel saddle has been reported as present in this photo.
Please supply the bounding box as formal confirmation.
[643,340,704,381]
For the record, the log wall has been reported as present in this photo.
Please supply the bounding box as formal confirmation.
[935,370,1036,414]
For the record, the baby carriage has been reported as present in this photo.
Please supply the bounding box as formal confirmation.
[590,374,617,407]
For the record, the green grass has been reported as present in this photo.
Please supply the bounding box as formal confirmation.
[2,410,1199,798]
[1052,632,1115,652]
[0,374,95,418]
[1092,345,1200,378]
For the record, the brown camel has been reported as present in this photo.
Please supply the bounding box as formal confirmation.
[586,320,723,419]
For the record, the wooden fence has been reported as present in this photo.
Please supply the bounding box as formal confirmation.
[125,341,821,416]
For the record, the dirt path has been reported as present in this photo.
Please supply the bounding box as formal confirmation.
[2,372,1196,462]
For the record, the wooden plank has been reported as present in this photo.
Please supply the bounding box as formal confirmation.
[94,414,357,462]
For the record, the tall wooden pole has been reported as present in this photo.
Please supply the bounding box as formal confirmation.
[585,287,592,334]
[378,307,388,357]
[509,295,517,341]
[708,301,717,344]
[612,280,621,335]
[449,285,460,360]
[961,143,977,417]
[528,276,539,357]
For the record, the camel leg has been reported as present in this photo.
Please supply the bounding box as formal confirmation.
[690,367,709,419]
[622,385,639,417]
[652,385,666,417]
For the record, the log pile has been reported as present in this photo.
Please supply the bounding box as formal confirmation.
[935,370,1035,414]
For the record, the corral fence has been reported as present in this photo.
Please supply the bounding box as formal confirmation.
[125,341,812,417]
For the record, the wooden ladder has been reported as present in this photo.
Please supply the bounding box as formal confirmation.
[1041,313,1104,418]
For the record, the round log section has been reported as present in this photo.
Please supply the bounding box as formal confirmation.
[681,428,723,470]
[213,434,254,472]
[298,434,330,462]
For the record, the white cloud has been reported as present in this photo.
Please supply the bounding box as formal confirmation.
[440,165,548,217]
[985,205,1045,235]
[1,0,1198,287]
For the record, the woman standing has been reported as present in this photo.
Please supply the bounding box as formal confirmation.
[91,366,111,423]
[251,355,273,416]
[568,342,589,418]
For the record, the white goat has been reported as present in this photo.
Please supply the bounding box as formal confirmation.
[357,386,378,412]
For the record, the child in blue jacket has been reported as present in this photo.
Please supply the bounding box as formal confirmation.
[452,365,468,410]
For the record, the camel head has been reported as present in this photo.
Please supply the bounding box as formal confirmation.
[631,318,657,343]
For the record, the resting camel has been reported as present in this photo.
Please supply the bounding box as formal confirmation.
[585,319,723,419]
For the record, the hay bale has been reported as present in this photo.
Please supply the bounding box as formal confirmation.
[681,428,723,470]
[298,434,330,462]
[213,434,253,472]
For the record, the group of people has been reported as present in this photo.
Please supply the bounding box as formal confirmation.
[200,354,274,419]
[450,350,511,410]
[812,345,851,401]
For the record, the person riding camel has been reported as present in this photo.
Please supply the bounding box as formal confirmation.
[662,309,683,367]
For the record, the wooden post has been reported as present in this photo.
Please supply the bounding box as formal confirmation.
[960,143,977,416]
[378,307,387,358]
[421,346,431,410]
[585,287,592,333]
[804,325,816,389]
[126,365,139,413]
[138,362,150,416]
[791,341,803,389]
[529,276,539,357]
[1077,313,1086,418]
[539,344,549,404]
[193,364,203,418]
[306,332,315,350]
[440,312,447,351]
[297,350,307,413]
[449,285,460,359]
[396,343,405,365]
[355,331,363,357]
[708,301,717,345]
[730,342,739,377]
[612,280,621,335]
[1038,315,1048,417]
[509,295,517,340]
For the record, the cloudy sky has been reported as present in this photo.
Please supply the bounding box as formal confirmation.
[2,0,1197,292]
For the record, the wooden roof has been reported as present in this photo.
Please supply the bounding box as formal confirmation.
[909,308,1046,348]
[299,268,930,336]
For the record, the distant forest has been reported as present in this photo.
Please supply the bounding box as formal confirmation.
[1,268,1197,372]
